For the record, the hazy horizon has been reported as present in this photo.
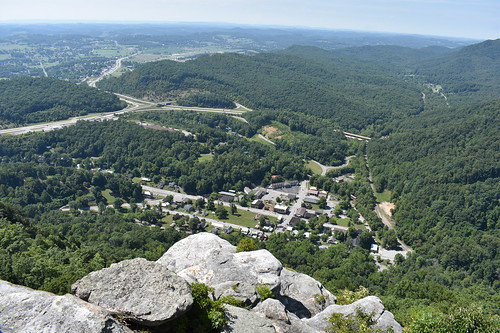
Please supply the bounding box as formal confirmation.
[1,0,498,40]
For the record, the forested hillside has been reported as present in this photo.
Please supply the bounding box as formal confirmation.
[98,51,423,131]
[367,99,499,319]
[0,77,126,125]
[415,39,500,102]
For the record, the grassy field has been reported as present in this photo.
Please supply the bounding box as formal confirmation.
[198,153,214,163]
[0,54,11,61]
[306,160,323,175]
[128,53,168,63]
[375,190,392,203]
[111,67,131,78]
[332,217,366,230]
[161,214,174,224]
[223,208,276,228]
[101,189,116,204]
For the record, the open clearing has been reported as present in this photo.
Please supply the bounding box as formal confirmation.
[375,190,392,203]
[306,160,323,175]
[262,125,282,139]
[379,202,395,217]
[198,153,214,163]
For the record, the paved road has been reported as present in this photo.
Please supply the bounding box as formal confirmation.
[257,134,275,145]
[0,94,245,136]
[142,185,282,219]
[87,53,140,88]
[282,180,308,226]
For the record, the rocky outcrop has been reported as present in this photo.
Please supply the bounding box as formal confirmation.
[279,268,336,318]
[0,233,402,333]
[304,296,403,333]
[223,304,276,333]
[0,280,132,333]
[71,258,193,326]
[157,232,283,305]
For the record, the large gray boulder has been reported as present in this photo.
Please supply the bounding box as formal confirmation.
[0,280,132,333]
[71,258,193,326]
[303,296,402,333]
[157,232,236,273]
[279,268,336,318]
[157,233,283,305]
[223,304,276,333]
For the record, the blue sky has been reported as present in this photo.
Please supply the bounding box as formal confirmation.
[1,0,498,39]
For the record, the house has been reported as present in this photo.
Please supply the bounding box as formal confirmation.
[143,191,152,199]
[330,225,348,234]
[370,244,379,253]
[251,199,264,209]
[211,221,224,229]
[303,197,319,204]
[254,188,266,199]
[319,190,328,198]
[289,216,302,227]
[273,204,289,214]
[269,182,285,190]
[183,204,195,212]
[304,211,317,219]
[220,195,234,203]
[307,189,319,196]
[287,193,297,201]
[295,207,307,218]
[141,177,151,182]
[223,226,233,234]
[219,191,237,197]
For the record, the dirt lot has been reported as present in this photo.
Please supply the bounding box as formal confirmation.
[379,202,395,216]
[262,126,282,139]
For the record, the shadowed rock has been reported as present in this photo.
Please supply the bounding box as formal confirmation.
[72,258,193,326]
[253,298,320,333]
[279,268,336,318]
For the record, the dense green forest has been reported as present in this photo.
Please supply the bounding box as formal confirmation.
[123,109,351,166]
[0,77,126,125]
[97,50,423,132]
[367,100,499,307]
[0,205,183,294]
[0,116,310,194]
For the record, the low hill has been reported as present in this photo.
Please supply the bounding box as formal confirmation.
[98,51,423,131]
[415,39,500,101]
[0,77,126,125]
